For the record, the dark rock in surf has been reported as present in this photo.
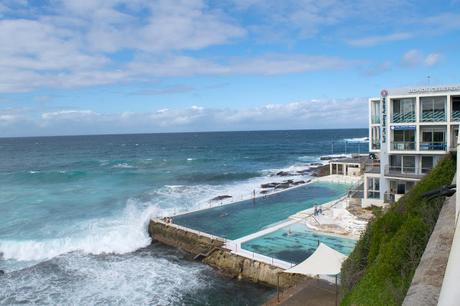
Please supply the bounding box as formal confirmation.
[261,183,278,188]
[276,171,290,177]
[210,195,232,202]
[293,180,305,185]
[0,270,4,275]
[275,183,290,189]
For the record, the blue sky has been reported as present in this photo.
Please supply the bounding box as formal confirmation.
[0,0,459,136]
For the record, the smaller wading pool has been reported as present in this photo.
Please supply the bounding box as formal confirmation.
[173,181,350,240]
[241,223,356,264]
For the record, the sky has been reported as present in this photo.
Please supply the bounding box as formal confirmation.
[0,0,460,137]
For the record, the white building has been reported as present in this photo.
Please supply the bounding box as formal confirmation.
[362,85,460,207]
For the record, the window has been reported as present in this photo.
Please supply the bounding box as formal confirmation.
[420,127,446,150]
[421,156,433,173]
[392,98,416,123]
[371,126,380,150]
[389,155,415,173]
[420,96,446,122]
[392,129,415,150]
[367,177,380,199]
[371,101,380,124]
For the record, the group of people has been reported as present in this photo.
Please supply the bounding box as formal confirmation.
[313,204,323,216]
[163,217,174,224]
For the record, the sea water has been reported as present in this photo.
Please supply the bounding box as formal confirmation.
[0,129,367,305]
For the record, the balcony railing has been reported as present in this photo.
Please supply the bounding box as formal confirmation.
[452,110,460,122]
[384,166,424,179]
[421,111,446,122]
[391,141,416,151]
[371,115,380,124]
[365,162,380,173]
[419,142,447,151]
[371,142,380,150]
[392,111,416,123]
[367,191,380,199]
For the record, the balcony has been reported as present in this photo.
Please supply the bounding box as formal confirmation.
[452,110,460,122]
[421,111,446,122]
[391,141,415,151]
[419,142,447,151]
[384,166,424,179]
[365,161,380,174]
[392,112,416,123]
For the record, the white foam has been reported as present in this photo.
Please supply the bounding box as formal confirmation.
[343,137,369,143]
[0,203,156,262]
[112,163,134,169]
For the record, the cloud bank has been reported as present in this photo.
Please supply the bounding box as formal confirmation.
[0,98,367,137]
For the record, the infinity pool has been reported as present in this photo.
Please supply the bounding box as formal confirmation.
[173,181,350,240]
[241,223,356,264]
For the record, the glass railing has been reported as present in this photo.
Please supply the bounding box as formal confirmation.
[371,142,380,150]
[420,142,447,151]
[371,115,380,124]
[452,110,460,121]
[385,166,418,176]
[391,141,416,150]
[367,191,380,199]
[392,112,416,123]
[421,111,446,122]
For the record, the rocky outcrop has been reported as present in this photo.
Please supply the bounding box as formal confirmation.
[203,248,307,288]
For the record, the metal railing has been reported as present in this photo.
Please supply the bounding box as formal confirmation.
[384,166,424,179]
[391,141,416,150]
[451,110,460,122]
[419,142,447,151]
[392,111,416,123]
[421,110,446,122]
[367,191,380,199]
[371,142,380,150]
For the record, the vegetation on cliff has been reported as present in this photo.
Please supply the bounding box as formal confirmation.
[340,153,456,306]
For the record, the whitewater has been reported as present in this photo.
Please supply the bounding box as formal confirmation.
[0,129,368,305]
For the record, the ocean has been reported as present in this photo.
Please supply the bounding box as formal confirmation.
[0,129,368,305]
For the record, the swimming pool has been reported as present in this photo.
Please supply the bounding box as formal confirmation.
[173,181,350,240]
[241,223,356,264]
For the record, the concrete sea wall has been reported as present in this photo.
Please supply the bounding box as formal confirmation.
[148,220,307,288]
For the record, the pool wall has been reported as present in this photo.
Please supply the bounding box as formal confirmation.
[148,220,307,288]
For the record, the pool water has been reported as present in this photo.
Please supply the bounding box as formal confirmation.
[241,223,357,264]
[173,182,350,240]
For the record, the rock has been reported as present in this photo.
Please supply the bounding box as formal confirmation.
[310,162,323,166]
[276,171,290,176]
[275,183,290,189]
[283,179,294,184]
[296,169,310,174]
[210,195,232,202]
[0,270,4,275]
[261,183,278,188]
[260,189,271,194]
[293,180,305,185]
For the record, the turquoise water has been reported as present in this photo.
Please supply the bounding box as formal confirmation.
[173,181,350,239]
[242,223,357,264]
[0,130,367,304]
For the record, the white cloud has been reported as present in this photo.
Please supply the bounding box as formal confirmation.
[401,49,442,67]
[347,32,412,47]
[0,98,367,136]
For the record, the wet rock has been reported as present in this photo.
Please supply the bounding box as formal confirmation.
[296,169,310,174]
[283,179,294,184]
[293,180,305,185]
[276,171,290,176]
[261,183,278,188]
[310,163,323,166]
[0,270,4,275]
[210,195,232,202]
[260,189,271,194]
[275,183,290,189]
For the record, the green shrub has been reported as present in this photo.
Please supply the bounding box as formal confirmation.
[340,153,456,306]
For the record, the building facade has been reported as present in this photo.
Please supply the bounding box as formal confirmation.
[362,85,460,207]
